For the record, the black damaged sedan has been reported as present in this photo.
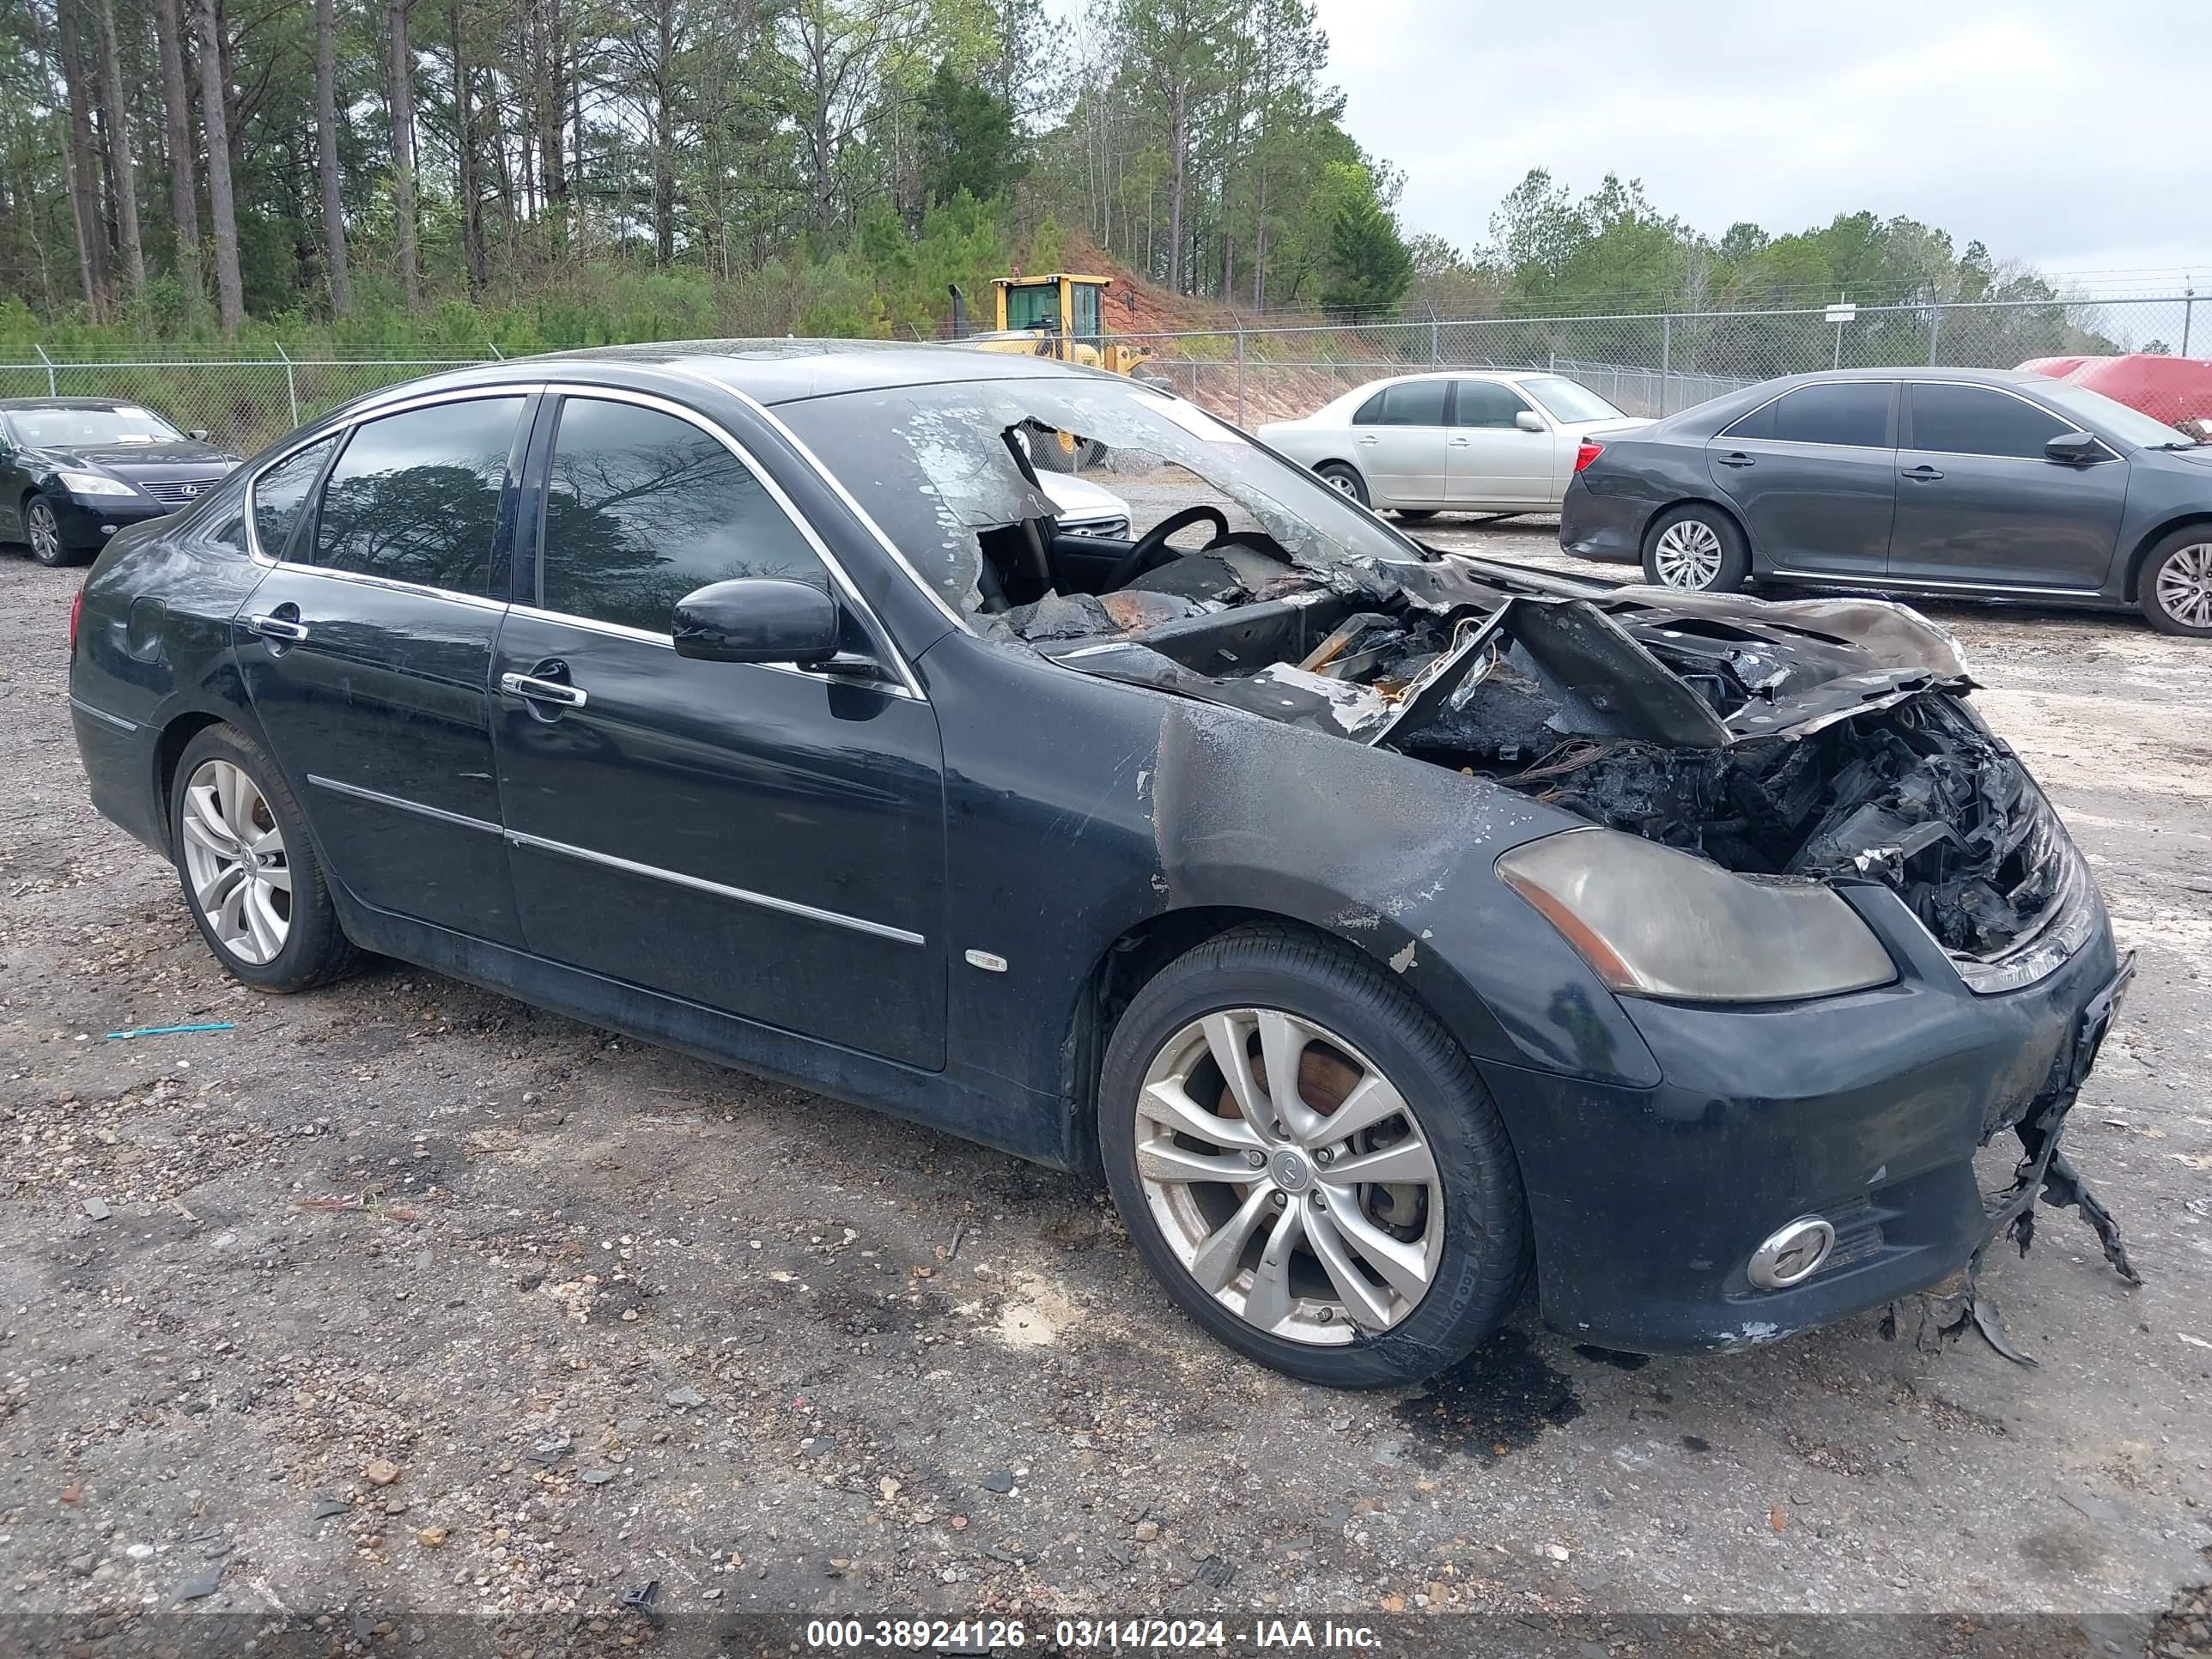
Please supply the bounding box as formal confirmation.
[67,343,2135,1385]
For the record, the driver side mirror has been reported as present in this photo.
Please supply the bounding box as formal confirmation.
[1515,410,1547,433]
[2045,430,2103,465]
[188,428,211,442]
[672,578,841,665]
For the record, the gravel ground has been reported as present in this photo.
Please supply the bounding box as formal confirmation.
[3,517,2209,1655]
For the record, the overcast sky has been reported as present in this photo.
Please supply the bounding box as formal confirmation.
[1310,0,2209,291]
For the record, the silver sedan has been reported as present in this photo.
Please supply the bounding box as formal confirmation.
[1256,370,1646,519]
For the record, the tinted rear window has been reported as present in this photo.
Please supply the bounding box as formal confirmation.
[1771,383,1892,448]
[310,398,524,594]
[1356,381,1448,426]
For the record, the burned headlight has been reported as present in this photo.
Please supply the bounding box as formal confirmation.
[1498,829,1897,1003]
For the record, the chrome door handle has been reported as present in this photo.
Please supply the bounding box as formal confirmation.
[500,672,587,708]
[245,613,309,641]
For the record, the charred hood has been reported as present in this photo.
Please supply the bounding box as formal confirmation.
[1023,553,2078,977]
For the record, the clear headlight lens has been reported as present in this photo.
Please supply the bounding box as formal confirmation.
[58,471,136,497]
[1497,828,1897,1003]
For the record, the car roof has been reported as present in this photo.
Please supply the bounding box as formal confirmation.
[1755,365,2051,391]
[527,338,1127,405]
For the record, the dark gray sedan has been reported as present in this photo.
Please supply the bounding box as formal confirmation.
[1559,367,2212,635]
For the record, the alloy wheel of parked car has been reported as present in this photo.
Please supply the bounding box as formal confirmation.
[1100,924,1528,1387]
[25,495,70,567]
[179,758,293,965]
[2143,536,2212,637]
[1641,506,1750,592]
[1313,462,1369,507]
[168,725,362,993]
[1133,1007,1445,1343]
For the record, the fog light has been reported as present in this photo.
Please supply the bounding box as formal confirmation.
[1747,1216,1835,1290]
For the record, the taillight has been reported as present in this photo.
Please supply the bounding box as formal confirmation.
[1573,441,1604,473]
[69,589,84,658]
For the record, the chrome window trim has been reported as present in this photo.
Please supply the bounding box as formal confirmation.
[242,384,539,572]
[531,381,928,699]
[275,562,509,612]
[1900,380,2123,464]
[307,773,502,834]
[503,601,920,700]
[506,829,925,945]
[642,362,977,637]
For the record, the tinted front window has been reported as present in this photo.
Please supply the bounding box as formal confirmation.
[538,397,827,635]
[1910,383,2073,459]
[250,437,337,559]
[1772,383,1891,448]
[312,398,522,592]
[1452,381,1534,428]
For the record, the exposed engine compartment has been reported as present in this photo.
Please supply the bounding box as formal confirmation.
[1018,545,2074,969]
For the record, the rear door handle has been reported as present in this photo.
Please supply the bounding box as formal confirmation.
[244,613,309,641]
[1716,452,1755,468]
[499,672,588,708]
[1901,465,1945,482]
[1447,438,1471,448]
[1355,434,1379,446]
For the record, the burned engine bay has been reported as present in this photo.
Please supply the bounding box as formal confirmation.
[1007,544,2074,971]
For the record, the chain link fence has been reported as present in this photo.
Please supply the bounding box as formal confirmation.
[1108,293,2210,431]
[4,292,2205,458]
[0,347,502,456]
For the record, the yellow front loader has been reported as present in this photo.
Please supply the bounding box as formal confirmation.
[947,274,1156,470]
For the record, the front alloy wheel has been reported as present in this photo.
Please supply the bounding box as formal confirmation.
[179,758,293,963]
[26,495,71,567]
[1099,924,1529,1387]
[1134,1008,1443,1343]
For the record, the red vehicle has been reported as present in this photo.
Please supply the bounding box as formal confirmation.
[2019,352,2212,437]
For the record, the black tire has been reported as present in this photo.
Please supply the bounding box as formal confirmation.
[25,494,85,568]
[2137,528,2212,637]
[167,724,362,994]
[1313,462,1369,508]
[1640,503,1751,593]
[1395,508,1438,523]
[1097,923,1531,1388]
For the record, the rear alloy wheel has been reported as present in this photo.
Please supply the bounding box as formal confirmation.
[168,725,362,993]
[1100,925,1528,1387]
[1642,505,1751,592]
[1313,462,1369,507]
[2142,533,2212,637]
[25,495,78,568]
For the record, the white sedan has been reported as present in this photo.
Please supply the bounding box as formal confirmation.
[1256,371,1647,518]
